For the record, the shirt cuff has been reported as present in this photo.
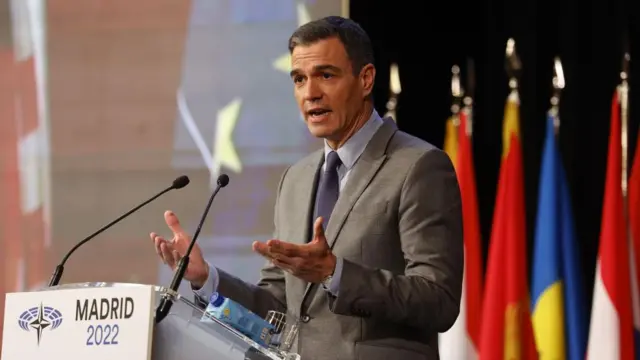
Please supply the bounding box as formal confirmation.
[191,261,219,302]
[324,257,343,296]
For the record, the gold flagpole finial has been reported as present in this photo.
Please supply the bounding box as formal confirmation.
[549,56,565,133]
[385,63,401,121]
[505,38,522,90]
[451,65,463,116]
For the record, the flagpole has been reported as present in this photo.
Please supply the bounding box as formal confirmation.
[620,50,634,305]
[620,52,630,205]
[463,58,475,137]
[619,46,640,357]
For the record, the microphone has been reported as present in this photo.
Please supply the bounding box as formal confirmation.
[155,173,230,324]
[47,175,191,287]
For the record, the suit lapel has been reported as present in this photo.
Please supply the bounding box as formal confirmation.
[295,154,323,245]
[299,118,398,308]
[325,117,397,249]
[289,151,323,309]
[324,155,385,248]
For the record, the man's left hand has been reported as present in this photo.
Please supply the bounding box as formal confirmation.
[253,216,336,283]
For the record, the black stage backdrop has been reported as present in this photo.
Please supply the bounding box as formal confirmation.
[350,0,639,312]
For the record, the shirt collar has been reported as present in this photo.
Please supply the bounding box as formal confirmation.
[323,109,384,170]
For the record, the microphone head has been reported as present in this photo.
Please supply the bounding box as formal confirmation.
[217,174,230,187]
[172,175,190,189]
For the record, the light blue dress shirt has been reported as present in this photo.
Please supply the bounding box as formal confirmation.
[193,110,384,300]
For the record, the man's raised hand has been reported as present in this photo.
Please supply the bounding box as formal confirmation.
[150,210,209,288]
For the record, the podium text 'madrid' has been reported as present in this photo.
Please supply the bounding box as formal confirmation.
[75,297,135,346]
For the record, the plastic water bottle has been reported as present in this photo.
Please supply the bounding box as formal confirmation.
[201,292,274,347]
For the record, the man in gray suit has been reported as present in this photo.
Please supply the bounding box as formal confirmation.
[152,16,463,360]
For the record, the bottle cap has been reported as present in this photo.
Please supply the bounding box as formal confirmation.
[209,292,226,307]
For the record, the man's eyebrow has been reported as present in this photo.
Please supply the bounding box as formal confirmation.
[314,64,342,73]
[289,64,343,78]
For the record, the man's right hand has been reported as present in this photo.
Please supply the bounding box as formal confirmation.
[151,210,209,289]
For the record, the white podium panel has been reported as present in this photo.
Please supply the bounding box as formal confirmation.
[2,282,297,360]
[1,284,156,360]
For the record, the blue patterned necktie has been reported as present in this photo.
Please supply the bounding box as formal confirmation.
[314,151,342,231]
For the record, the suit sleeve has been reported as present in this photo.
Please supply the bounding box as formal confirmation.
[328,149,464,332]
[194,167,290,318]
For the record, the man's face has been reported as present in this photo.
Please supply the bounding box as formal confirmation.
[290,37,373,143]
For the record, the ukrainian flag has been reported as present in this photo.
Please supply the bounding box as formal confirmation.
[531,113,587,360]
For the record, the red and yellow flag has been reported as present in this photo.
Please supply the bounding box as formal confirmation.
[479,90,537,360]
[630,129,640,296]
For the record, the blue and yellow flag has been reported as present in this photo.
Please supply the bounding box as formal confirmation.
[531,113,587,360]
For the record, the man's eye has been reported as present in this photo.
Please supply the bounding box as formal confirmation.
[294,76,304,83]
[322,73,333,79]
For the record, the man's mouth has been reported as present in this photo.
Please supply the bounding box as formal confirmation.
[307,108,332,120]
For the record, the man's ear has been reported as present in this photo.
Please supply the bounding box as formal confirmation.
[359,64,376,98]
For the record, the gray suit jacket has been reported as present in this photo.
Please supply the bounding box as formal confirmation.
[209,118,463,360]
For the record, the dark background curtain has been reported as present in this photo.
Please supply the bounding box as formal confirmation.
[349,0,639,311]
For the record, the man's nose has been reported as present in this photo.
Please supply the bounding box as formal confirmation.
[303,80,323,101]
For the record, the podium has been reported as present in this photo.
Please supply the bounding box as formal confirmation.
[1,282,299,360]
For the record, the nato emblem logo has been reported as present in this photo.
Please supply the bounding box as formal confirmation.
[18,303,63,345]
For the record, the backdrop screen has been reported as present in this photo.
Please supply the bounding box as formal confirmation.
[0,0,345,343]
[166,0,342,286]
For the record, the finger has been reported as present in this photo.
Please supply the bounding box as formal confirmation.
[274,257,310,277]
[164,210,186,238]
[158,242,167,263]
[172,250,181,265]
[267,240,307,257]
[312,217,326,242]
[271,254,297,267]
[160,242,175,268]
[252,241,272,258]
[152,233,167,243]
[272,258,296,273]
[153,235,168,258]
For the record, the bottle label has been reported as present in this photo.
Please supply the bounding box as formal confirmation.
[200,293,274,348]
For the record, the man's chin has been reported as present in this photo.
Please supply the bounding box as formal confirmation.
[307,123,334,138]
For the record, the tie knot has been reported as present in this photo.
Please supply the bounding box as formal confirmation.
[325,151,342,171]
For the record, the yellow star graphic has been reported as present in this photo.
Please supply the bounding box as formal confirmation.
[212,98,243,181]
[272,2,311,73]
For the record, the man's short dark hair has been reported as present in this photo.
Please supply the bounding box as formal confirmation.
[288,16,374,75]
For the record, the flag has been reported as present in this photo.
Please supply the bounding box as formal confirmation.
[479,90,537,360]
[586,91,635,359]
[444,115,460,168]
[628,129,640,357]
[531,113,587,360]
[631,130,640,257]
[15,54,48,290]
[0,47,17,358]
[0,0,50,296]
[439,107,483,360]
